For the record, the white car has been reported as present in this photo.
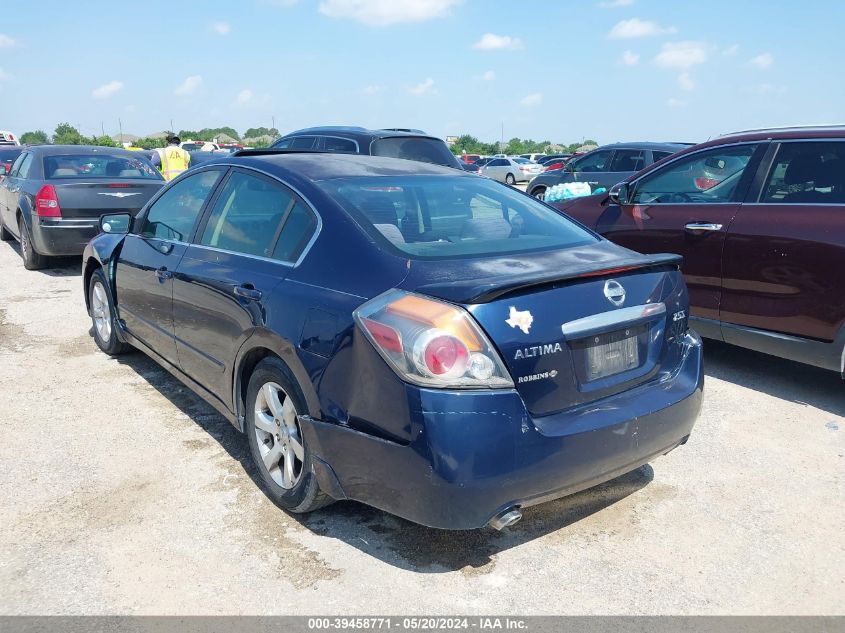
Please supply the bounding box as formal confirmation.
[0,131,20,146]
[479,157,526,184]
[513,157,545,180]
[520,153,547,162]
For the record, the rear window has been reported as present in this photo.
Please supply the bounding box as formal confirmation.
[44,154,161,180]
[371,137,461,168]
[0,148,22,166]
[319,175,597,260]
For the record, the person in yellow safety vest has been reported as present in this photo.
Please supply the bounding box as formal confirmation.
[150,134,191,181]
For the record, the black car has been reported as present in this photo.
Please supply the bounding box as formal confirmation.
[83,152,702,529]
[0,145,164,269]
[270,126,463,170]
[527,142,691,200]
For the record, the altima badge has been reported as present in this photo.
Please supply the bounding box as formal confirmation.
[603,279,626,307]
[506,306,533,334]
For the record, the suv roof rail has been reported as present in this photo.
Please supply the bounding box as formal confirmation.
[232,148,330,157]
[721,124,845,136]
[380,127,428,134]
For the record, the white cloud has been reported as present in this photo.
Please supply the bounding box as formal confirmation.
[408,78,435,95]
[653,41,707,69]
[667,98,687,108]
[597,0,634,7]
[620,50,640,66]
[318,0,461,26]
[750,53,773,69]
[678,72,694,91]
[477,70,496,81]
[236,89,254,104]
[92,80,124,99]
[212,21,231,35]
[0,34,16,47]
[722,44,739,56]
[174,75,203,96]
[520,93,542,107]
[473,33,523,50]
[607,18,676,39]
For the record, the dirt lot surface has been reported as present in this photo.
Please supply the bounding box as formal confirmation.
[0,241,842,615]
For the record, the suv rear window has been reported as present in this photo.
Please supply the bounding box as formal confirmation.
[44,154,161,180]
[371,137,460,168]
[319,175,596,260]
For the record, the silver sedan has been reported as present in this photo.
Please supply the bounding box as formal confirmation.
[478,157,525,184]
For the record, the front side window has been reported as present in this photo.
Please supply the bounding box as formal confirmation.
[139,169,223,241]
[319,175,597,260]
[761,141,845,204]
[631,144,758,205]
[609,149,645,172]
[569,150,613,173]
[652,151,673,163]
[199,171,295,258]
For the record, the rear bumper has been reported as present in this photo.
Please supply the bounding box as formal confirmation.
[31,217,98,256]
[302,331,704,529]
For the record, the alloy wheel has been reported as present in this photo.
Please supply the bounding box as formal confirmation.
[253,382,304,489]
[91,280,112,342]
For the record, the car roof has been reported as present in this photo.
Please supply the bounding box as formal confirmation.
[214,152,469,181]
[25,145,142,157]
[591,141,693,152]
[281,126,438,141]
[713,124,845,144]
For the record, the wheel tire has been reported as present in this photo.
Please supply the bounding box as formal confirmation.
[245,357,332,514]
[89,268,130,356]
[505,173,516,185]
[0,218,12,241]
[19,216,47,270]
[532,186,547,201]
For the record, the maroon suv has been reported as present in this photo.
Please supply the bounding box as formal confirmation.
[555,126,845,374]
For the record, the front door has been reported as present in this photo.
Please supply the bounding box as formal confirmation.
[593,143,764,324]
[115,169,225,364]
[173,168,318,401]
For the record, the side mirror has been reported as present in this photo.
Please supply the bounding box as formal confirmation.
[608,182,630,206]
[100,212,132,234]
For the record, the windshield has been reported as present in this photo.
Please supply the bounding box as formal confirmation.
[370,137,461,169]
[319,175,597,260]
[44,154,162,180]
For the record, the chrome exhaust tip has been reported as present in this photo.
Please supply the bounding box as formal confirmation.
[488,507,522,531]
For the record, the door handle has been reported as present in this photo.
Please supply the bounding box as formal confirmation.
[234,285,262,301]
[155,267,172,281]
[684,222,723,232]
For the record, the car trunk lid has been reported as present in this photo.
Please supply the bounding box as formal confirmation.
[49,180,163,219]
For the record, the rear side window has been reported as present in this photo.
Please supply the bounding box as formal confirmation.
[371,137,460,168]
[272,202,318,262]
[8,153,26,177]
[319,175,597,260]
[761,141,845,204]
[290,136,318,150]
[322,137,358,153]
[631,144,758,205]
[652,151,673,163]
[139,169,223,241]
[17,153,34,179]
[44,154,160,180]
[609,149,645,172]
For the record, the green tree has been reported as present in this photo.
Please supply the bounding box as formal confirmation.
[19,130,49,145]
[52,123,86,145]
[133,137,167,149]
[244,127,280,140]
[89,135,117,148]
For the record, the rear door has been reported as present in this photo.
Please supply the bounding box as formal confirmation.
[601,148,646,190]
[590,143,764,325]
[172,168,319,400]
[0,152,28,231]
[115,168,225,364]
[720,139,845,342]
[565,149,615,191]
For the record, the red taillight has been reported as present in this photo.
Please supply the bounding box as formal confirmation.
[361,318,402,353]
[35,185,62,217]
[694,177,719,191]
[3,164,10,174]
[108,183,131,188]
[422,334,469,376]
[545,163,564,172]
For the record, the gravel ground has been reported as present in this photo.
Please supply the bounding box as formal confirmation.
[0,239,842,615]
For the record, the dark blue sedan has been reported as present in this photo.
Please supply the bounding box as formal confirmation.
[82,152,703,530]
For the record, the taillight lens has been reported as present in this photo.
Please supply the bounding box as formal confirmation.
[694,177,720,191]
[35,185,61,217]
[355,290,513,389]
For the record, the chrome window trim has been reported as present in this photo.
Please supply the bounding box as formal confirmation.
[628,140,763,205]
[186,162,323,268]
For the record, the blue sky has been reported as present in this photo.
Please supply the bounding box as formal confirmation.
[1,0,843,144]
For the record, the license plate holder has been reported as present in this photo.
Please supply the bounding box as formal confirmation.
[581,327,641,381]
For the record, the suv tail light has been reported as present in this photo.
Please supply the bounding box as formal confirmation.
[355,290,513,389]
[35,185,62,217]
